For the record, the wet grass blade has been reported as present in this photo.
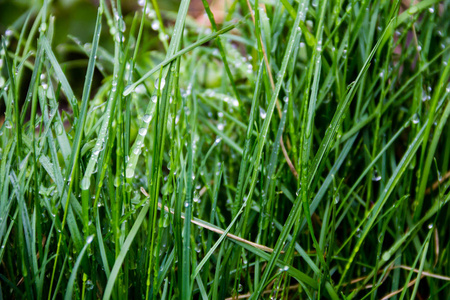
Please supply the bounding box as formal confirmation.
[47,8,102,298]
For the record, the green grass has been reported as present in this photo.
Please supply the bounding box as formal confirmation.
[1,0,450,299]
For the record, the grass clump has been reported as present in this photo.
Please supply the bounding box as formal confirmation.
[1,0,450,299]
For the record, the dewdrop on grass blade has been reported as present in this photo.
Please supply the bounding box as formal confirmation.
[142,114,152,124]
[316,40,322,52]
[259,107,267,119]
[155,77,165,89]
[126,167,135,179]
[80,177,90,190]
[55,123,64,135]
[39,22,47,33]
[151,20,159,31]
[372,169,382,181]
[86,235,95,244]
[138,128,147,136]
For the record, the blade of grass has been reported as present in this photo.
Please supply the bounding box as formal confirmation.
[64,235,94,300]
[47,8,102,299]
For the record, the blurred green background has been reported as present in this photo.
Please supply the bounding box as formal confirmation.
[0,0,204,44]
[0,0,193,114]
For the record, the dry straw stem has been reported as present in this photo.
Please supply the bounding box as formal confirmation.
[344,263,450,300]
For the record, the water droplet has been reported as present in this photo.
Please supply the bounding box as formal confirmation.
[139,128,147,136]
[217,123,224,131]
[184,202,189,208]
[428,7,434,13]
[126,167,135,178]
[114,176,120,187]
[372,170,382,181]
[86,280,94,290]
[39,23,47,33]
[334,195,340,204]
[155,77,165,89]
[151,20,159,31]
[119,18,126,32]
[80,177,90,190]
[316,40,322,52]
[151,95,157,103]
[428,223,433,229]
[412,114,420,124]
[86,235,94,244]
[259,107,267,119]
[55,123,64,135]
[142,114,152,123]
[115,33,122,43]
